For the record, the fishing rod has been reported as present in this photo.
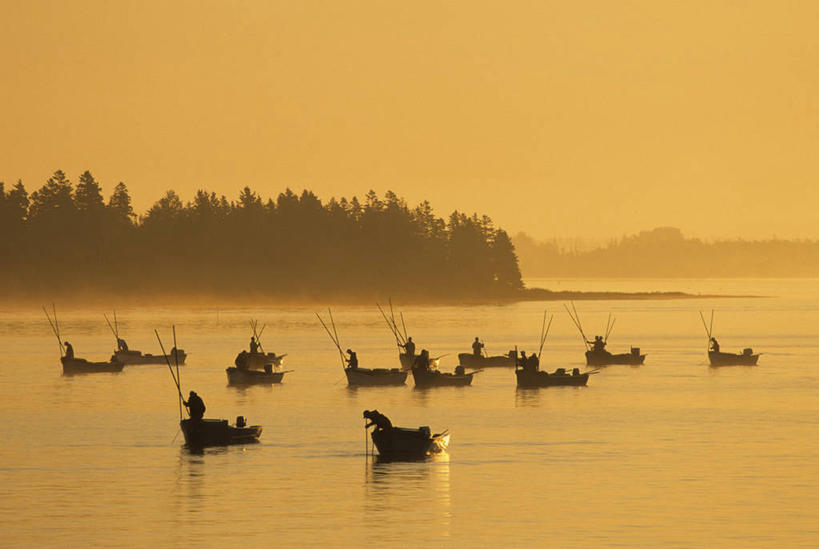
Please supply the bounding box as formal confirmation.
[52,303,64,355]
[316,311,347,369]
[173,325,182,420]
[564,303,590,350]
[376,303,403,347]
[388,299,407,345]
[400,312,409,343]
[103,313,119,343]
[113,310,119,341]
[155,329,185,420]
[43,305,65,356]
[538,313,554,360]
[605,316,616,343]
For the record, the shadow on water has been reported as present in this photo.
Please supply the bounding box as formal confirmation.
[514,387,544,407]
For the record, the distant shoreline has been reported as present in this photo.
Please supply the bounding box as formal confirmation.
[0,287,756,312]
[518,287,755,301]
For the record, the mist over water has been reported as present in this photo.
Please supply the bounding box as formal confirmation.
[2,279,818,547]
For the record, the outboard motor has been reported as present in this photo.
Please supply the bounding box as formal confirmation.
[572,368,580,376]
[743,348,753,355]
[631,347,640,356]
[455,365,465,375]
[264,364,273,374]
[236,416,246,428]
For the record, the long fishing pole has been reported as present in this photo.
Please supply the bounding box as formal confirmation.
[155,329,184,419]
[103,313,119,343]
[400,312,409,343]
[52,303,64,354]
[113,310,119,340]
[328,309,344,363]
[43,306,64,356]
[388,299,406,345]
[572,302,592,349]
[538,309,547,358]
[173,325,182,420]
[538,315,553,359]
[564,303,589,349]
[605,317,616,343]
[316,312,346,369]
[376,303,401,346]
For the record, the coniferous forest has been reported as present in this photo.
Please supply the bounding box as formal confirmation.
[0,170,523,305]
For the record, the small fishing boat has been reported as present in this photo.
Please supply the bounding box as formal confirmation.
[345,367,407,386]
[700,310,760,367]
[113,348,187,365]
[364,410,449,459]
[458,351,516,368]
[708,350,759,366]
[585,347,645,366]
[61,356,124,375]
[226,364,289,385]
[180,417,262,447]
[516,366,589,388]
[411,360,475,388]
[241,351,285,370]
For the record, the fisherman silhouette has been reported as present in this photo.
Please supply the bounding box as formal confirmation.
[346,349,359,369]
[710,337,720,353]
[64,341,74,359]
[116,338,129,351]
[235,350,249,369]
[249,336,259,354]
[587,336,607,353]
[402,337,416,357]
[363,409,392,431]
[472,337,484,356]
[414,349,431,371]
[183,391,206,421]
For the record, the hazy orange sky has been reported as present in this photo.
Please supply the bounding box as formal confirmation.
[1,1,817,240]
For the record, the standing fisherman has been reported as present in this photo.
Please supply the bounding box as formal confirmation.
[249,336,259,354]
[401,336,416,358]
[64,341,74,359]
[183,391,206,421]
[472,337,484,357]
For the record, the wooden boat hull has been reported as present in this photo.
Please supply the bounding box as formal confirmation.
[113,349,187,365]
[411,367,473,388]
[226,367,284,385]
[458,352,515,368]
[516,369,589,388]
[585,350,645,366]
[61,356,124,375]
[708,351,759,366]
[346,367,407,386]
[371,427,450,458]
[180,418,262,448]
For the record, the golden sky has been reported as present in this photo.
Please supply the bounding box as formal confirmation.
[1,1,817,239]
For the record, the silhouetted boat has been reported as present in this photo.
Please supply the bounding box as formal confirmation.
[113,348,187,365]
[180,417,262,448]
[411,366,475,388]
[585,347,645,366]
[346,367,408,386]
[458,352,516,368]
[242,351,285,370]
[516,367,589,388]
[61,356,124,375]
[225,365,287,385]
[708,349,759,366]
[371,426,450,458]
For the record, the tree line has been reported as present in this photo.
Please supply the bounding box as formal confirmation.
[0,170,523,304]
[514,226,819,278]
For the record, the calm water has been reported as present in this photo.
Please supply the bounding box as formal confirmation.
[1,279,818,547]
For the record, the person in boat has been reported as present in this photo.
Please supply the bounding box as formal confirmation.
[116,338,129,351]
[587,335,607,353]
[526,353,539,372]
[64,341,74,359]
[518,350,527,368]
[249,336,259,354]
[235,350,249,369]
[414,349,432,372]
[710,337,720,353]
[183,391,206,421]
[363,409,392,431]
[472,337,484,357]
[401,336,416,358]
[346,349,359,369]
